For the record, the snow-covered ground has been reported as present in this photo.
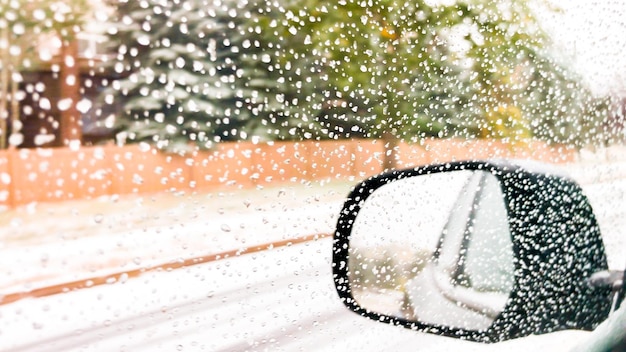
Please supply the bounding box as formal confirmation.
[0,180,352,292]
[0,154,625,351]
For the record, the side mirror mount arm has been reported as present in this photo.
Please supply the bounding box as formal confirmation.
[615,267,626,311]
[588,270,625,312]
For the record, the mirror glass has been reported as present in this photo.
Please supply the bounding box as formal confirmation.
[348,170,515,331]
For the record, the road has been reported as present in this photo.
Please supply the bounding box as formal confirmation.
[0,239,427,351]
[0,161,625,351]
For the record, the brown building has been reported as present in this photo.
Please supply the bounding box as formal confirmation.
[2,4,119,150]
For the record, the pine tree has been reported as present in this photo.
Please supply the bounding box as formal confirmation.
[220,0,327,142]
[104,0,611,153]
[105,0,250,152]
[105,0,329,151]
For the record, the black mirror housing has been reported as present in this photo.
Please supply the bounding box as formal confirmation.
[332,160,612,343]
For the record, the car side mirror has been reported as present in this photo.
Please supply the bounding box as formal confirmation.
[332,160,613,343]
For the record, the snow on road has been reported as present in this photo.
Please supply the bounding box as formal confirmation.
[0,158,624,351]
[0,181,351,292]
[0,237,602,352]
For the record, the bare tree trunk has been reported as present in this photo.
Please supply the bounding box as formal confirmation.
[382,130,398,171]
[9,57,20,149]
[59,39,82,147]
[0,27,9,149]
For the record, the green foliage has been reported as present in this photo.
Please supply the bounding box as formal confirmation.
[281,0,482,141]
[234,0,328,142]
[107,0,339,152]
[105,0,616,152]
[459,0,613,147]
[107,0,230,152]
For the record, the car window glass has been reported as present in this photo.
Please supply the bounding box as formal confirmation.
[0,0,624,350]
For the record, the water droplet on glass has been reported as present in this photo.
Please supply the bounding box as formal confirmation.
[139,142,151,152]
[137,35,150,46]
[76,99,92,113]
[8,133,24,147]
[57,98,73,111]
[39,98,51,110]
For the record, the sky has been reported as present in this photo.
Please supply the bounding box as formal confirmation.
[538,0,626,96]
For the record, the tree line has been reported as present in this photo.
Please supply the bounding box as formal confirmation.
[1,0,620,152]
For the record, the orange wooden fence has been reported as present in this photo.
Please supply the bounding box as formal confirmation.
[0,139,576,208]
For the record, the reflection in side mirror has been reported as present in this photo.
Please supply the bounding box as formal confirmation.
[333,161,613,343]
[349,171,514,331]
